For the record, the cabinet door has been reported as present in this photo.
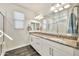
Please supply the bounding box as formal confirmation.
[30,36,36,48]
[30,36,42,55]
[30,35,38,49]
[48,40,74,56]
[39,38,51,56]
[31,36,51,56]
[74,49,79,56]
[52,46,70,56]
[35,37,42,52]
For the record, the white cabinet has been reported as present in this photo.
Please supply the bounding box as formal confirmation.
[49,40,74,56]
[30,35,74,56]
[39,38,51,56]
[50,46,73,56]
[74,49,79,56]
[30,36,42,55]
[30,35,51,56]
[51,47,67,56]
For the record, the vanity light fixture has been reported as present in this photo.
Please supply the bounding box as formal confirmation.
[31,20,40,23]
[54,10,58,12]
[50,6,55,11]
[64,4,70,9]
[35,14,44,20]
[56,3,60,7]
[59,7,63,11]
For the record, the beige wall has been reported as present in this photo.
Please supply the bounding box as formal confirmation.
[0,3,36,51]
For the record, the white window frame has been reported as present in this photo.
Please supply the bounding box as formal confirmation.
[13,11,25,29]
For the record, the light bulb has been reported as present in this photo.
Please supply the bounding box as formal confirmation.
[64,4,70,8]
[59,7,63,11]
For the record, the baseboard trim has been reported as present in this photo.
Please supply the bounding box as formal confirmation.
[1,43,30,56]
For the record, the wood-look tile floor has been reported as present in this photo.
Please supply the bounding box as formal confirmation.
[4,45,40,56]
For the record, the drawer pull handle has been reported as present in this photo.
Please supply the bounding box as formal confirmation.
[49,48,53,56]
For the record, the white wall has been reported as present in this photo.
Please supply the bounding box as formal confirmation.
[0,3,36,51]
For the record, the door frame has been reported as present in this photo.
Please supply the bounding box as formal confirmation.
[0,12,4,55]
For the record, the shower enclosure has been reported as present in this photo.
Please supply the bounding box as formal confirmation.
[0,12,4,55]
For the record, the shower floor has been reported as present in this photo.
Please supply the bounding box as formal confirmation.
[4,45,40,56]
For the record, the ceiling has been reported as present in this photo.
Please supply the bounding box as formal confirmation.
[16,3,77,21]
[17,3,54,15]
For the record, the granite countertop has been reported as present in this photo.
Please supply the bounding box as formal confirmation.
[29,31,79,49]
[29,31,78,39]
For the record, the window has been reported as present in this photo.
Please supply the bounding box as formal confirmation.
[42,20,48,31]
[14,11,25,29]
[31,22,36,30]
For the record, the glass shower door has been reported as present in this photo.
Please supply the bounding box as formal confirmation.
[0,12,4,55]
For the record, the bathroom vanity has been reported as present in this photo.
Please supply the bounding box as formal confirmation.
[29,32,79,56]
[28,5,79,56]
